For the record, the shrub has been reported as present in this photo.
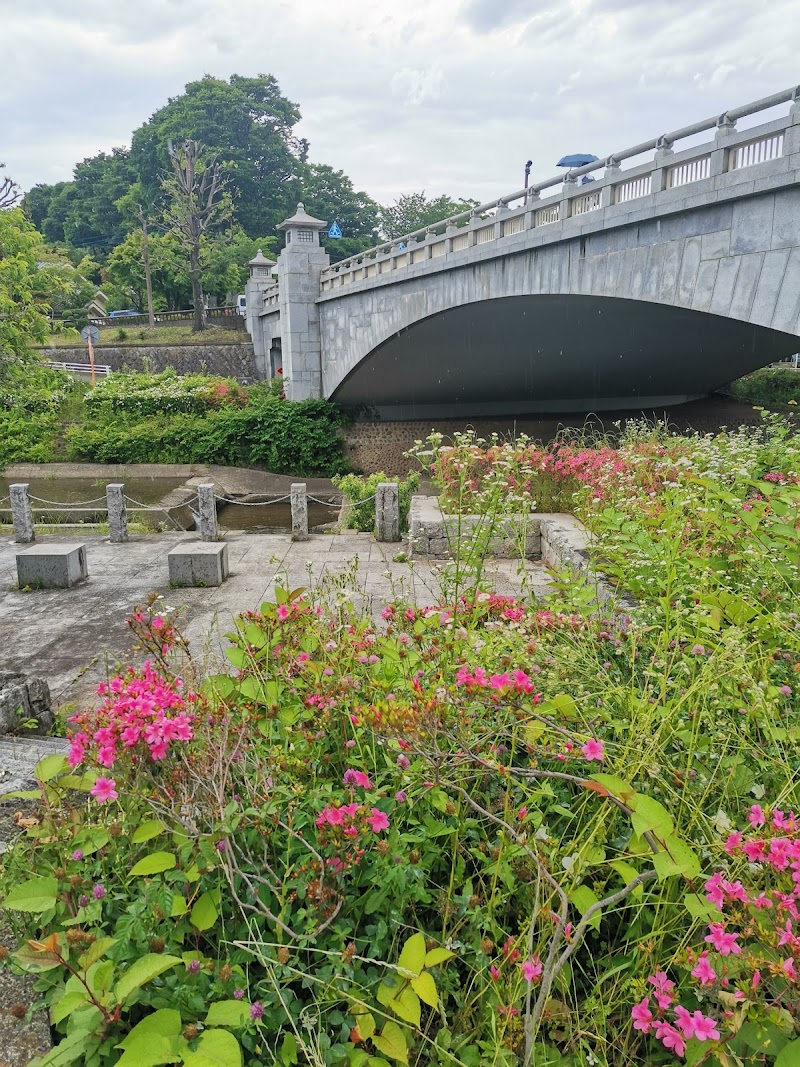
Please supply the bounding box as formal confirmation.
[333,470,420,531]
[727,366,800,406]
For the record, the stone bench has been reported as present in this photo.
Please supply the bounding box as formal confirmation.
[168,542,229,587]
[16,544,88,589]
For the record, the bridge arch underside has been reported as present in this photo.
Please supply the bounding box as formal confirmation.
[330,295,800,419]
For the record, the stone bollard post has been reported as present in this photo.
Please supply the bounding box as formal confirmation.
[290,483,308,541]
[10,484,34,543]
[106,483,128,543]
[196,484,218,542]
[375,482,401,542]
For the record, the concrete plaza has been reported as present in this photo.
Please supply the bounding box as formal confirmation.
[0,530,551,714]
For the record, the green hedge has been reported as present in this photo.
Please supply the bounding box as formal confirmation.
[726,366,800,405]
[66,392,351,475]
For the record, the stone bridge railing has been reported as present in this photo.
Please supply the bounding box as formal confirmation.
[319,86,800,292]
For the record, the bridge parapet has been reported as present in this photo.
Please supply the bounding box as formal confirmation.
[319,86,800,293]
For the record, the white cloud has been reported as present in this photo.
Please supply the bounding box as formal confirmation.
[0,0,797,210]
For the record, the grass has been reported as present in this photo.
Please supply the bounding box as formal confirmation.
[41,323,248,348]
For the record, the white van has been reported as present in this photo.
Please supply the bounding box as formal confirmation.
[236,294,247,316]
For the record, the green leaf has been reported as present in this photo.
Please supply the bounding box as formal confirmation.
[390,987,421,1027]
[353,1012,376,1040]
[132,819,167,844]
[424,948,455,968]
[115,954,182,1005]
[569,885,601,931]
[372,1021,408,1064]
[683,892,723,923]
[170,895,188,917]
[397,933,426,977]
[51,990,89,1025]
[629,795,674,840]
[182,1028,243,1066]
[35,754,69,782]
[3,875,57,913]
[280,1033,299,1066]
[609,860,644,897]
[205,1000,251,1028]
[653,836,702,880]
[377,980,398,1007]
[588,774,637,805]
[410,972,437,1008]
[78,936,116,970]
[224,647,248,670]
[775,1039,800,1066]
[129,851,177,877]
[190,890,219,931]
[118,1010,183,1045]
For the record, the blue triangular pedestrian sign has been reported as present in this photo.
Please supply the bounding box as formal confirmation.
[328,220,342,239]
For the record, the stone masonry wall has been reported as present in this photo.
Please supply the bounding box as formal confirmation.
[40,344,258,382]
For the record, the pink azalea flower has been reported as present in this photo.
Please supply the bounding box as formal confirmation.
[90,777,118,803]
[630,998,653,1034]
[581,739,605,762]
[367,808,389,833]
[654,1022,685,1058]
[691,953,716,986]
[151,616,165,631]
[748,804,766,826]
[673,1005,695,1038]
[276,604,290,621]
[690,1012,720,1042]
[489,965,500,981]
[705,923,741,956]
[521,958,543,982]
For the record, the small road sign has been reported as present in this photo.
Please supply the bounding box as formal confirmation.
[328,221,343,238]
[80,325,100,344]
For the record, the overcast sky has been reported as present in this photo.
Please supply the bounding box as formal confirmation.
[1,0,797,209]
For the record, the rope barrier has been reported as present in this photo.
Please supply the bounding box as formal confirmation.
[28,494,108,507]
[213,494,292,506]
[307,494,377,508]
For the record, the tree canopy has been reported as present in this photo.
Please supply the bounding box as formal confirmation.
[380,191,478,240]
[17,73,476,313]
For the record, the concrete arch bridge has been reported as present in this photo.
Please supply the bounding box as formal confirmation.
[246,87,800,417]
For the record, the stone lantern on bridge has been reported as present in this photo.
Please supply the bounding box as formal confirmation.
[275,203,330,401]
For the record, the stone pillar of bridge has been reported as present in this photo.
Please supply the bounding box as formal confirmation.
[276,203,330,401]
[245,250,277,379]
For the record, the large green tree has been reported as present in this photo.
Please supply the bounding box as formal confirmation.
[130,74,306,238]
[298,163,380,262]
[0,208,71,374]
[25,149,135,253]
[380,191,478,240]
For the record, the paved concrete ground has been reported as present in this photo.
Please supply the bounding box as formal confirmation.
[0,530,551,714]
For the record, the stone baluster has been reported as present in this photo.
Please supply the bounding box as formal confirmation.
[291,483,309,541]
[197,484,218,541]
[106,484,128,543]
[10,484,34,543]
[375,483,401,542]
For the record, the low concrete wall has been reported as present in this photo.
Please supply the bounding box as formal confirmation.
[408,496,634,608]
[38,344,258,382]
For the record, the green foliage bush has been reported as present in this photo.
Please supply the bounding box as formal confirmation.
[0,362,77,467]
[333,470,420,531]
[67,377,351,475]
[726,366,800,405]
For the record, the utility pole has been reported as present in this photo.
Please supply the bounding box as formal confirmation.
[137,205,156,329]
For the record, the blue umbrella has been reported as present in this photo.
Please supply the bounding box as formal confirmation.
[556,153,600,167]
